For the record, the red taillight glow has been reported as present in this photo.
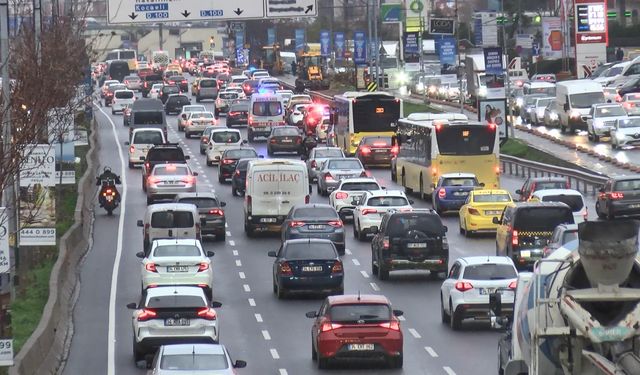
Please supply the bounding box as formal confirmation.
[321,322,343,332]
[197,262,209,272]
[328,220,343,228]
[137,308,157,321]
[234,170,241,177]
[182,176,195,184]
[279,262,293,276]
[145,263,157,273]
[611,192,624,199]
[222,159,235,165]
[289,221,305,228]
[438,188,446,199]
[455,281,473,292]
[335,192,348,200]
[197,307,217,320]
[508,281,517,289]
[129,145,135,154]
[208,208,224,216]
[360,146,371,155]
[468,208,480,215]
[379,321,401,331]
[390,145,399,155]
[512,230,519,246]
[305,195,310,204]
[310,160,317,169]
[362,208,377,215]
[331,261,343,273]
[382,237,390,249]
[324,173,335,182]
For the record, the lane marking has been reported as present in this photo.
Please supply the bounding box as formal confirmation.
[444,367,456,375]
[352,259,360,266]
[262,330,271,340]
[345,249,352,255]
[239,271,246,279]
[248,298,256,306]
[229,240,236,246]
[225,223,229,228]
[397,315,406,321]
[360,270,369,278]
[408,328,421,338]
[370,282,380,291]
[270,348,280,359]
[98,105,129,375]
[235,259,242,267]
[226,231,232,236]
[232,250,239,256]
[279,370,288,375]
[255,313,263,322]
[424,346,438,358]
[243,284,251,292]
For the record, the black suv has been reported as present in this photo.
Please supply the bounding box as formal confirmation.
[159,85,180,104]
[596,176,640,219]
[164,94,191,114]
[371,209,449,280]
[141,74,163,97]
[217,147,259,183]
[141,143,190,191]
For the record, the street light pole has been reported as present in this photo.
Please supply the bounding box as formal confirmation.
[501,0,512,136]
[456,0,463,113]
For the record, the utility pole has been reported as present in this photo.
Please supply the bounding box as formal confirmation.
[456,0,463,113]
[34,0,41,63]
[501,0,512,136]
[373,0,380,88]
[159,23,163,51]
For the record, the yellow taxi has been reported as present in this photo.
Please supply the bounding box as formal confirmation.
[459,189,513,237]
[167,63,182,73]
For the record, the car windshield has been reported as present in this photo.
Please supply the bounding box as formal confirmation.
[473,193,511,203]
[314,149,343,158]
[595,106,626,117]
[605,66,624,77]
[363,137,391,146]
[212,132,240,143]
[160,354,228,370]
[442,178,477,187]
[614,179,640,191]
[200,80,217,88]
[273,128,299,136]
[253,101,282,116]
[562,231,579,245]
[169,76,183,81]
[330,304,391,323]
[154,165,189,176]
[387,214,444,236]
[284,242,336,259]
[225,149,257,158]
[177,197,218,208]
[150,211,194,228]
[569,92,605,108]
[191,112,214,119]
[463,264,517,280]
[327,160,362,169]
[525,95,543,105]
[534,181,567,191]
[184,106,205,112]
[219,92,238,99]
[133,131,164,144]
[514,207,573,231]
[366,196,408,206]
[340,182,380,191]
[147,149,184,161]
[146,295,206,309]
[536,98,553,107]
[618,118,640,128]
[540,195,584,211]
[230,104,248,112]
[153,245,201,257]
[292,207,338,219]
[163,86,179,93]
[115,91,134,99]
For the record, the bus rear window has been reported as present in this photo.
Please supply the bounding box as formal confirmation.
[120,51,136,59]
[435,126,496,155]
[352,98,401,133]
[133,112,163,125]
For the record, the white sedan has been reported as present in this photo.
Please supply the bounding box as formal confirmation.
[352,190,413,241]
[440,256,517,330]
[329,178,382,221]
[222,86,246,99]
[612,117,640,149]
[136,239,214,298]
[149,83,164,100]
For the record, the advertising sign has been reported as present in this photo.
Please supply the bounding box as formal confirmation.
[478,99,508,140]
[483,47,503,75]
[542,17,562,58]
[55,141,76,185]
[0,339,13,366]
[0,208,8,274]
[235,30,244,52]
[334,32,345,61]
[429,18,455,35]
[320,30,330,56]
[437,37,457,75]
[353,31,367,65]
[267,28,276,46]
[381,3,403,23]
[575,0,608,78]
[295,29,306,52]
[20,144,55,187]
[403,32,420,54]
[475,12,498,47]
[19,183,56,246]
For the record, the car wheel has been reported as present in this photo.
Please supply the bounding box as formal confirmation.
[185,132,191,139]
[357,225,367,241]
[594,133,600,143]
[248,131,254,142]
[267,146,273,156]
[317,355,330,369]
[596,202,606,219]
[391,164,397,182]
[311,339,317,361]
[378,264,389,280]
[441,294,450,324]
[352,222,359,239]
[419,176,426,200]
[276,283,287,299]
[388,353,403,369]
[498,341,505,375]
[245,219,255,238]
[128,162,134,169]
[146,196,153,205]
[206,159,212,167]
[200,148,205,155]
[449,301,462,330]
[196,97,201,103]
[371,258,379,275]
[217,232,226,241]
[218,174,225,183]
[111,109,115,115]
[132,338,145,363]
[612,141,618,149]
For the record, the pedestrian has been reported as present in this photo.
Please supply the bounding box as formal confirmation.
[616,47,625,61]
[291,60,297,76]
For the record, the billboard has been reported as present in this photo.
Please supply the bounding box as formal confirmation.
[295,29,306,52]
[478,99,508,140]
[320,30,330,57]
[20,144,56,187]
[19,144,56,246]
[334,32,345,61]
[574,0,608,78]
[542,17,563,59]
[436,37,457,75]
[354,31,367,65]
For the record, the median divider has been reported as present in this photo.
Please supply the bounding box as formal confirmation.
[9,118,100,375]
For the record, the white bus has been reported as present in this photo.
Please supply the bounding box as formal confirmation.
[105,49,138,71]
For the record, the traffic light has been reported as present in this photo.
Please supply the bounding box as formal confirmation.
[533,14,541,24]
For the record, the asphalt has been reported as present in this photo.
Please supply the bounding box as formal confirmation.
[61,77,598,375]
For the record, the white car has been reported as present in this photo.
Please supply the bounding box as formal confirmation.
[222,86,246,99]
[329,178,382,221]
[530,189,588,224]
[177,104,207,131]
[352,190,413,241]
[184,111,217,138]
[612,117,640,149]
[206,128,245,166]
[125,128,165,169]
[101,79,119,97]
[585,103,628,142]
[136,239,214,297]
[305,146,345,182]
[288,103,309,127]
[128,286,221,362]
[111,89,136,114]
[149,83,164,100]
[440,256,518,330]
[275,89,294,105]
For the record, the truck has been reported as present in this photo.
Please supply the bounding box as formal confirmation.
[491,220,640,375]
[152,51,170,72]
[465,53,509,105]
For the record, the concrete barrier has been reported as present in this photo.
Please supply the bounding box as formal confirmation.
[9,118,100,375]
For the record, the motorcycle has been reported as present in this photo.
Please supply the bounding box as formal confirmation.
[99,178,120,215]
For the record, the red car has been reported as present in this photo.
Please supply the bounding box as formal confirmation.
[306,294,403,369]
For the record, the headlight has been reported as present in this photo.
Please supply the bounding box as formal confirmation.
[479,87,487,96]
[516,97,524,107]
[438,87,447,93]
[570,110,581,119]
[396,72,408,84]
[526,107,533,113]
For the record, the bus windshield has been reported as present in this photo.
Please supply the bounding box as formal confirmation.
[436,126,496,155]
[353,97,401,132]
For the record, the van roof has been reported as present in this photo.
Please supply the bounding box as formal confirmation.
[132,98,164,110]
[248,159,305,167]
[250,93,280,101]
[525,81,555,88]
[145,203,198,213]
[531,189,583,198]
[405,112,467,122]
[556,80,603,90]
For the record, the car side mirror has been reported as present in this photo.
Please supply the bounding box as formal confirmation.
[381,186,386,190]
[234,360,247,368]
[259,155,265,158]
[185,155,190,160]
[211,301,222,308]
[563,103,570,111]
[393,309,404,317]
[193,172,199,176]
[126,302,137,309]
[139,156,145,161]
[137,220,144,227]
[135,251,145,258]
[492,217,501,224]
[267,251,277,257]
[515,189,522,195]
[124,141,130,145]
[479,182,485,187]
[306,311,318,318]
[201,218,207,226]
[409,200,414,205]
[443,226,448,233]
[242,139,248,144]
[220,201,227,207]
[370,226,379,234]
[182,114,187,119]
[206,251,215,257]
[301,154,308,161]
[489,291,502,317]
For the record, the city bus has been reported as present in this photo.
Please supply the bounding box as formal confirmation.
[105,49,138,71]
[333,92,403,155]
[393,113,500,199]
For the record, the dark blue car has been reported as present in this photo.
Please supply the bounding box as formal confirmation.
[432,173,482,215]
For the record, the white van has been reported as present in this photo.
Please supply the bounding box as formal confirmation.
[244,159,309,236]
[248,93,285,142]
[205,128,246,166]
[530,189,588,224]
[556,80,604,133]
[137,203,202,251]
[522,81,555,96]
[125,128,166,169]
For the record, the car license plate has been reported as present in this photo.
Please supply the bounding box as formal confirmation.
[453,191,468,196]
[348,344,374,351]
[485,210,502,215]
[629,204,640,209]
[308,224,325,230]
[407,242,427,248]
[260,218,277,223]
[165,318,190,326]
[167,266,189,272]
[282,139,292,143]
[479,288,496,295]
[106,195,113,202]
[302,266,323,272]
[374,149,387,153]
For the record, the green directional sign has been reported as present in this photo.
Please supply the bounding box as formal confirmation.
[381,3,403,23]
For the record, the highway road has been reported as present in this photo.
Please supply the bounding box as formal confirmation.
[62,83,598,375]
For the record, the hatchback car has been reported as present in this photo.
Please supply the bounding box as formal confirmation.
[304,147,346,182]
[231,158,257,197]
[317,158,367,196]
[585,103,628,142]
[174,192,227,241]
[267,126,303,155]
[127,286,221,362]
[355,136,397,167]
[184,111,216,138]
[167,75,188,92]
[164,94,191,115]
[596,176,640,219]
[149,83,164,100]
[226,102,249,127]
[288,103,310,128]
[269,239,344,298]
[241,79,259,96]
[217,147,259,183]
[195,78,219,102]
[148,344,246,374]
[146,163,198,205]
[516,176,570,201]
[440,256,518,330]
[214,91,240,117]
[329,178,383,221]
[353,190,413,241]
[111,89,136,114]
[125,128,166,169]
[177,104,207,131]
[530,189,588,224]
[306,294,404,369]
[104,83,126,106]
[281,204,345,254]
[432,173,482,215]
[136,239,214,296]
[205,129,245,166]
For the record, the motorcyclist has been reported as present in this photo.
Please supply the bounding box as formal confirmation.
[301,134,318,159]
[96,166,121,207]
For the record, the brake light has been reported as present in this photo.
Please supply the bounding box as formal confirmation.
[362,208,377,215]
[145,263,157,272]
[246,195,252,213]
[335,192,348,200]
[512,230,519,246]
[181,80,187,84]
[196,307,217,320]
[382,236,390,249]
[279,261,293,276]
[289,221,305,228]
[208,208,224,216]
[137,308,157,321]
[222,159,235,165]
[321,322,343,332]
[455,281,473,292]
[328,220,343,228]
[248,116,254,125]
[331,261,343,273]
[229,111,238,116]
[609,192,624,200]
[147,176,159,185]
[270,138,277,144]
[508,281,517,289]
[234,170,241,177]
[197,262,209,272]
[432,166,437,176]
[324,173,335,182]
[296,137,302,144]
[360,171,370,177]
[438,188,446,199]
[360,146,371,155]
[468,208,480,215]
[379,321,401,331]
[390,145,399,155]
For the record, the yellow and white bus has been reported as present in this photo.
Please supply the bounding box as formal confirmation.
[333,92,403,155]
[393,113,500,199]
[105,49,138,71]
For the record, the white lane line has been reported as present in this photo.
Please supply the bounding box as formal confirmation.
[235,259,242,267]
[98,105,129,375]
[255,313,263,322]
[397,315,406,321]
[408,328,421,339]
[270,348,280,359]
[370,282,380,291]
[232,250,239,256]
[279,370,288,375]
[226,231,232,236]
[262,330,271,340]
[239,271,246,279]
[443,366,456,375]
[229,240,236,246]
[225,223,229,228]
[424,346,438,358]
[248,298,256,306]
[360,270,369,278]
[345,249,352,255]
[352,258,360,266]
[243,284,251,292]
